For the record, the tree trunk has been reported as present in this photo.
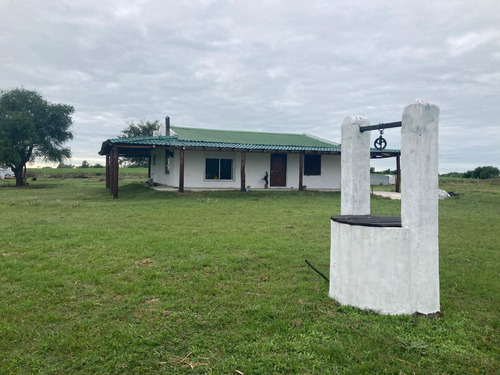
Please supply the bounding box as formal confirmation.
[13,165,25,186]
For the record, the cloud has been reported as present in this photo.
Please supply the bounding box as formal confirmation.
[0,0,499,171]
[447,30,500,57]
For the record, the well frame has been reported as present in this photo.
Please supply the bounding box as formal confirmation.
[329,100,440,315]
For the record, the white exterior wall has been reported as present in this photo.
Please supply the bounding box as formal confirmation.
[150,149,163,182]
[150,148,179,186]
[150,149,341,190]
[245,153,271,189]
[187,151,240,188]
[304,154,341,190]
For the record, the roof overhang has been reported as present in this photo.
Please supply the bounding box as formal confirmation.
[99,138,400,158]
[98,139,344,157]
[370,150,401,159]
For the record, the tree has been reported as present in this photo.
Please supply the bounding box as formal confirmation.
[0,88,74,186]
[463,166,500,179]
[479,166,499,179]
[380,168,396,175]
[119,119,160,139]
[118,119,160,167]
[80,160,90,168]
[57,162,74,168]
[440,172,463,178]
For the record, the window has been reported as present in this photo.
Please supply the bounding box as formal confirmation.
[165,149,173,174]
[205,158,233,180]
[304,154,321,176]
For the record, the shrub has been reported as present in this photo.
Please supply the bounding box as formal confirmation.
[464,166,499,179]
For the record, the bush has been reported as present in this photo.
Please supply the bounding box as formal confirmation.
[464,166,499,179]
[440,172,464,178]
[57,162,74,169]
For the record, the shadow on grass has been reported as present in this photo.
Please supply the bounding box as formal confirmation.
[0,182,59,190]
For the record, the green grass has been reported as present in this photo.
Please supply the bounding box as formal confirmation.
[0,174,498,374]
[24,167,148,179]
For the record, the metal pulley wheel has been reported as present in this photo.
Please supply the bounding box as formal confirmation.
[374,129,387,150]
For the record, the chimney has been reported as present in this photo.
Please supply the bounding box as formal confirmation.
[165,116,170,136]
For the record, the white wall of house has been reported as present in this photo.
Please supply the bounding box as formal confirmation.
[150,149,341,190]
[246,152,270,189]
[150,149,174,185]
[304,154,341,190]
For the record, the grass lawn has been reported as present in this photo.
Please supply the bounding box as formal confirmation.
[1,171,499,374]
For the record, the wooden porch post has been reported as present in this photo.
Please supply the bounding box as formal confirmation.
[105,154,110,189]
[179,148,185,193]
[109,152,114,193]
[112,146,119,199]
[396,155,401,193]
[240,151,246,192]
[299,153,304,191]
[148,155,151,178]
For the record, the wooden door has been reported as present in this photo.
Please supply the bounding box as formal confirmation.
[270,154,287,187]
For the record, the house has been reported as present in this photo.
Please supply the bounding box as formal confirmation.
[98,117,400,198]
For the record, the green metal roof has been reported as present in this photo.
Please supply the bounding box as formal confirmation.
[171,126,339,148]
[99,126,399,157]
[99,126,343,155]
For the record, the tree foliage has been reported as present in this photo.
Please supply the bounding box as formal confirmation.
[463,166,500,179]
[119,119,160,139]
[0,88,74,185]
[57,162,74,168]
[440,172,464,178]
[118,120,160,167]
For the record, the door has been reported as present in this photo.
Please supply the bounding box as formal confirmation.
[270,154,287,187]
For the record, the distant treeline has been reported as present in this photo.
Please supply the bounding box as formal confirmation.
[371,166,499,179]
[370,167,397,175]
[56,161,145,169]
[441,166,499,179]
[57,161,103,169]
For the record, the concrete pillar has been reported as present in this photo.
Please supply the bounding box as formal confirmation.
[401,100,440,314]
[340,116,371,215]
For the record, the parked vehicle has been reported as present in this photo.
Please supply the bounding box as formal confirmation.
[0,167,14,179]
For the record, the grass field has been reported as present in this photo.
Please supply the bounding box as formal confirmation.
[1,170,499,374]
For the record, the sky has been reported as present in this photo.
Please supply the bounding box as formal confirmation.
[1,0,499,172]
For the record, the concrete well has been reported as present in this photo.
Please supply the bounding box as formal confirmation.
[329,100,440,315]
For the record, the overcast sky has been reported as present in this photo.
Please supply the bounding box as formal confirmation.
[1,0,499,172]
